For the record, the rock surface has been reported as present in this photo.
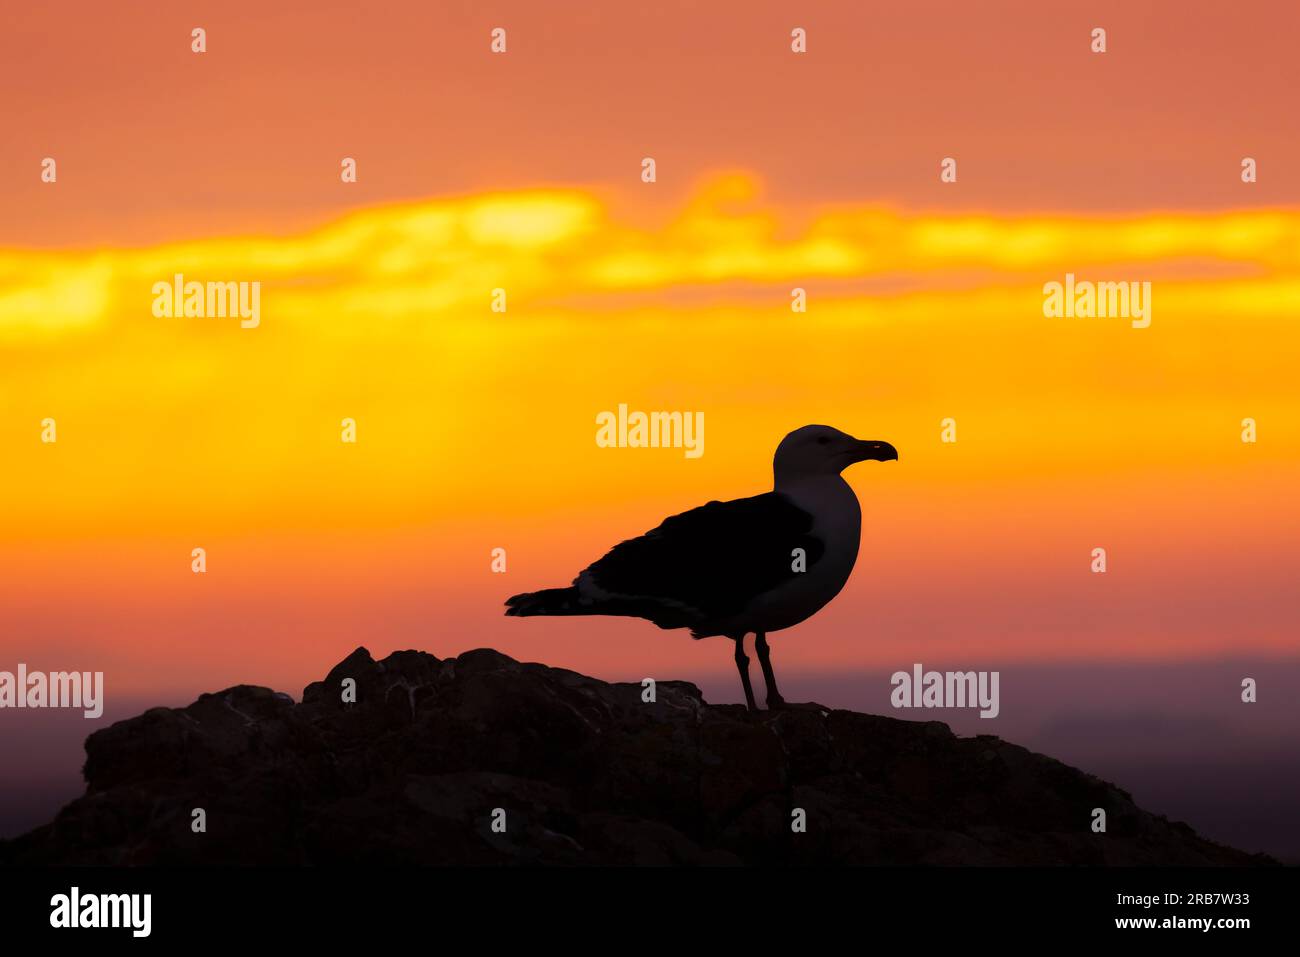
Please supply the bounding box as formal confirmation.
[0,647,1275,866]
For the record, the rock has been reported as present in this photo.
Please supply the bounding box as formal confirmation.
[0,646,1276,866]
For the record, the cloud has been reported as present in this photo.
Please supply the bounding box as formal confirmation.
[5,173,1300,343]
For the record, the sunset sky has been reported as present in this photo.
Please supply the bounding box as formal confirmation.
[2,0,1297,703]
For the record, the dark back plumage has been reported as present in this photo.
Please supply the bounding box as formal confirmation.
[506,492,826,636]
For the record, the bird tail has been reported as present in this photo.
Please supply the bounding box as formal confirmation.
[504,586,587,617]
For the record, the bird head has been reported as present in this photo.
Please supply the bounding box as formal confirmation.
[773,425,898,483]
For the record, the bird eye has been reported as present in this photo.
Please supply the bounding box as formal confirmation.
[816,437,830,445]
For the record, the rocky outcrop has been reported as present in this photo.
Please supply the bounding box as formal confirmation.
[0,647,1275,866]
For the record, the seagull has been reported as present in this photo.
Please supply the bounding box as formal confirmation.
[505,425,898,710]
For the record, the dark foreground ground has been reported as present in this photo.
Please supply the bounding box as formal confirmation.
[0,646,1277,866]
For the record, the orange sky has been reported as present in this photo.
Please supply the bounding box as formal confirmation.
[4,0,1300,246]
[1,1,1298,700]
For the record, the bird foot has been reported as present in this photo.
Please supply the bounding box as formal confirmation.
[766,695,786,711]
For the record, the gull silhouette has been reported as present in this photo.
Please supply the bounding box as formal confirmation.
[506,425,898,710]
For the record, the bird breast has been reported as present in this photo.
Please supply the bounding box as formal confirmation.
[741,476,862,634]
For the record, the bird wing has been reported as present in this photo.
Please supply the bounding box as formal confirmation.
[576,492,826,631]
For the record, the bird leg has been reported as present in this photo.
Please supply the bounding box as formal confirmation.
[754,631,785,709]
[733,636,758,712]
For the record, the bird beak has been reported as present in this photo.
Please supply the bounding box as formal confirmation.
[851,440,898,463]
